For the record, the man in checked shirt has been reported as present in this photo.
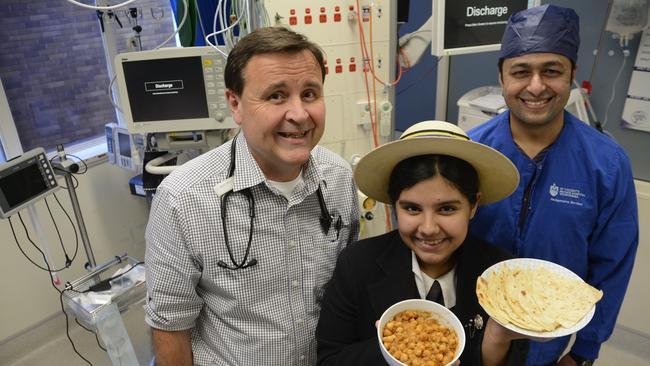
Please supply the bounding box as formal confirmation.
[144,27,360,365]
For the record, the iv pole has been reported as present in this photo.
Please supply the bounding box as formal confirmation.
[52,144,97,269]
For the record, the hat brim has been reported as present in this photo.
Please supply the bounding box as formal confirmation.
[354,137,519,205]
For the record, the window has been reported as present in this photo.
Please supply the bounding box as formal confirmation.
[0,0,176,156]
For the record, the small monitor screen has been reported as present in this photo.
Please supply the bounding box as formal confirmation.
[118,132,132,158]
[0,163,48,209]
[122,56,209,122]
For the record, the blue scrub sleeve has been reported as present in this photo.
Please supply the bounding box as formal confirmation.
[571,149,639,360]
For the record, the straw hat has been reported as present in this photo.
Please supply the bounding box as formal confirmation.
[353,121,519,204]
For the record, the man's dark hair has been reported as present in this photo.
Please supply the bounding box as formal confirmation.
[224,27,326,96]
[388,155,479,206]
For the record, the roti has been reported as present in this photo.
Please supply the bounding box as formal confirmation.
[476,261,603,333]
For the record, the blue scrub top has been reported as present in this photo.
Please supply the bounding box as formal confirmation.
[469,111,639,364]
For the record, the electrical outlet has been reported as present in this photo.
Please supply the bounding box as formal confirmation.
[379,101,393,137]
[357,101,372,130]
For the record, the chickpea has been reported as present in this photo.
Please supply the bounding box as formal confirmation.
[382,310,458,366]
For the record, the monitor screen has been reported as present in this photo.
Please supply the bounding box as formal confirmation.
[118,131,132,158]
[432,0,533,56]
[123,56,209,123]
[114,46,237,135]
[0,164,48,208]
[0,148,59,219]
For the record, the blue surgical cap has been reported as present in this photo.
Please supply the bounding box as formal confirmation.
[499,4,580,65]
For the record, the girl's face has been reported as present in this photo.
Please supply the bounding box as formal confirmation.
[395,175,479,278]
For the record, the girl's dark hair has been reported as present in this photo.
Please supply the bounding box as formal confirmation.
[387,155,479,205]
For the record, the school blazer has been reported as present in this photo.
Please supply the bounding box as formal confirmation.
[316,230,528,366]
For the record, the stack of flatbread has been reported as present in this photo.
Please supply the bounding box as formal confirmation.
[476,263,603,332]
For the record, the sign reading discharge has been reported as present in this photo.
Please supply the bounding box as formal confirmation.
[444,0,527,50]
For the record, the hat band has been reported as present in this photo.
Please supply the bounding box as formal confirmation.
[400,129,470,141]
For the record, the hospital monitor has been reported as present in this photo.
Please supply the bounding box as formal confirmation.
[431,0,537,56]
[114,46,237,135]
[0,148,59,219]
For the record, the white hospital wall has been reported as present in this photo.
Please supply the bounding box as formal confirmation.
[617,179,650,336]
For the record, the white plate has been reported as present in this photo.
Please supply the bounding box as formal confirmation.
[478,258,596,339]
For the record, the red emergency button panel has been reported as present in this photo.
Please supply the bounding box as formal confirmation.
[335,65,343,74]
[304,15,312,24]
[334,13,341,22]
[289,16,297,25]
[319,14,327,23]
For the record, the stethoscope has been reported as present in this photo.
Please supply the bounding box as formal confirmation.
[217,135,337,270]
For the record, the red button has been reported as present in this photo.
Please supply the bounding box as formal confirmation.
[289,16,297,25]
[334,13,341,22]
[305,8,311,14]
[320,7,326,13]
[290,9,295,15]
[335,6,340,11]
[304,15,312,24]
[349,64,356,72]
[319,14,326,23]
[335,65,343,73]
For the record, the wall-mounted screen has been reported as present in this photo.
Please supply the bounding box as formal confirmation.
[431,0,536,56]
[0,148,59,219]
[114,46,237,135]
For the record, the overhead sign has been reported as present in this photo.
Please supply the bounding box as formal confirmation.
[432,0,530,56]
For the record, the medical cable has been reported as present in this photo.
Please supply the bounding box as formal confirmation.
[9,213,74,272]
[50,154,88,189]
[194,0,209,45]
[205,0,248,57]
[75,318,107,352]
[153,0,188,50]
[65,0,138,11]
[12,219,94,365]
[105,0,188,112]
[601,51,629,128]
[45,198,73,267]
[588,1,615,85]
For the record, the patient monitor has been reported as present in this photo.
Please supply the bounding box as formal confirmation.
[114,46,236,135]
[0,148,59,219]
[114,46,237,175]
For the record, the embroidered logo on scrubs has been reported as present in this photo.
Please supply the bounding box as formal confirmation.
[548,182,587,206]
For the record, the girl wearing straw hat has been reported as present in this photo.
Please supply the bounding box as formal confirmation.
[316,121,529,365]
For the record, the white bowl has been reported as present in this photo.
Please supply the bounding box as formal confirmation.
[377,299,465,366]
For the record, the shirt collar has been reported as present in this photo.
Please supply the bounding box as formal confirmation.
[411,251,457,308]
[233,134,324,198]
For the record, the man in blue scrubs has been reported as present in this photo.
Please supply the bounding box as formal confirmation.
[469,5,639,366]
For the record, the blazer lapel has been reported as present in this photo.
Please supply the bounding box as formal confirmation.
[366,232,419,318]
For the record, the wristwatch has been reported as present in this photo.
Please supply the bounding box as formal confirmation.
[569,351,595,366]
